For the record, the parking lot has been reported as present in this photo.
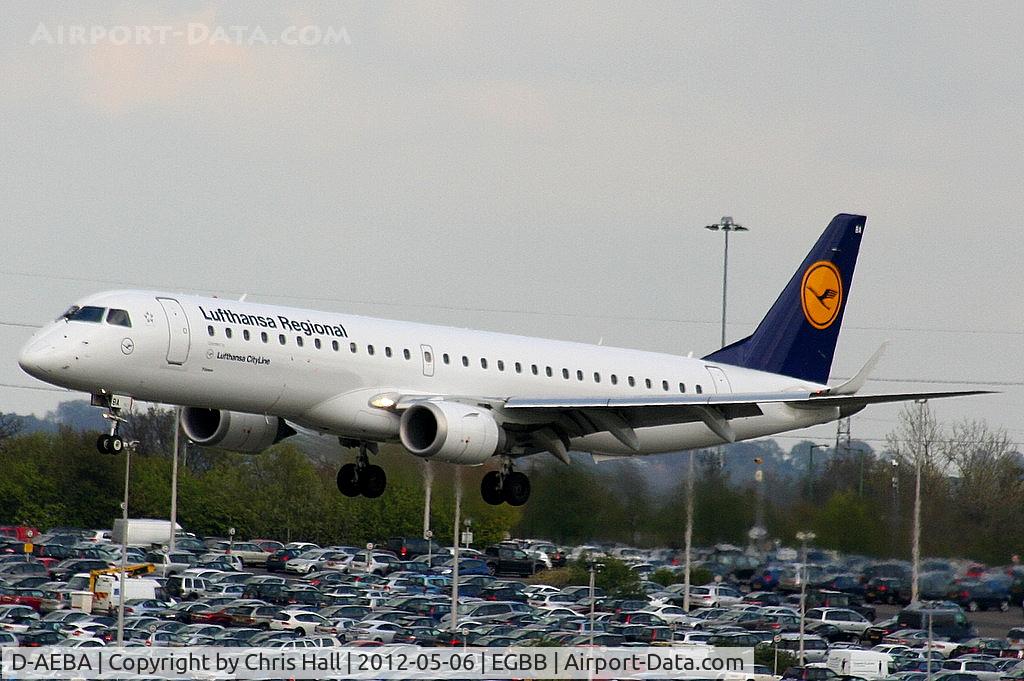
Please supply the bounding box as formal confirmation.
[2,524,1024,681]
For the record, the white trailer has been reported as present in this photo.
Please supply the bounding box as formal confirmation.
[111,519,181,547]
[826,650,893,680]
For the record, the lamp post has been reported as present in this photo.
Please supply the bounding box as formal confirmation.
[911,407,924,604]
[796,530,816,666]
[587,561,605,647]
[228,527,235,555]
[806,443,825,500]
[450,467,462,634]
[891,457,900,555]
[682,450,695,611]
[116,440,138,646]
[169,407,180,553]
[705,216,750,348]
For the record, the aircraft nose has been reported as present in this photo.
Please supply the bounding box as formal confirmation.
[18,338,56,380]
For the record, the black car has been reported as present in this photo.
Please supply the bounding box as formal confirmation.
[17,629,64,646]
[865,576,911,605]
[482,545,537,577]
[49,558,110,581]
[946,580,1010,612]
[265,548,301,572]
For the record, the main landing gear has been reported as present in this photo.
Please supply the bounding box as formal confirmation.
[480,459,530,507]
[336,441,387,499]
[95,403,127,455]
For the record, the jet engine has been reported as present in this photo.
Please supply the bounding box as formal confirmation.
[399,401,505,465]
[181,408,295,453]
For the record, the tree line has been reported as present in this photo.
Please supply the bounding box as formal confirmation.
[0,403,1020,563]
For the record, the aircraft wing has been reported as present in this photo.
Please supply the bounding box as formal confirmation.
[389,389,990,457]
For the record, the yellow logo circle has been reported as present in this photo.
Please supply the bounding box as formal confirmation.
[801,261,843,330]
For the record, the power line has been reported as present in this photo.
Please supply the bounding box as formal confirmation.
[1,268,1022,338]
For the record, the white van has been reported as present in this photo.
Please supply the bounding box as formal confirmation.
[826,650,893,680]
[92,576,159,614]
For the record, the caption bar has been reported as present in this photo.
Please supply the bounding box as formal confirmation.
[2,645,752,679]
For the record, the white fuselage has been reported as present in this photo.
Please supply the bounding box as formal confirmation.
[19,290,839,457]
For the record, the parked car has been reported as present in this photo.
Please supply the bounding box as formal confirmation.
[482,545,537,577]
[265,549,302,572]
[946,581,1010,612]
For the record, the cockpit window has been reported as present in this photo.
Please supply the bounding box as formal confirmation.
[106,309,132,328]
[65,306,105,323]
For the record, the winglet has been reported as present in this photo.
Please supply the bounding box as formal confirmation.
[828,341,889,396]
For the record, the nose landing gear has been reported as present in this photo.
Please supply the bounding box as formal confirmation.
[95,400,128,455]
[336,441,387,498]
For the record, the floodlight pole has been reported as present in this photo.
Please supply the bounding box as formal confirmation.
[705,216,749,348]
[168,408,180,553]
[682,450,695,611]
[796,531,816,666]
[450,467,462,635]
[116,441,136,646]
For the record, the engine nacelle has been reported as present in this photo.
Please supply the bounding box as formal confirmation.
[399,401,505,465]
[181,408,295,453]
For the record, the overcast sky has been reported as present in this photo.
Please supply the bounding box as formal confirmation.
[1,2,1021,452]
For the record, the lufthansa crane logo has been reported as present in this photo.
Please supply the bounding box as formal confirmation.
[801,261,843,330]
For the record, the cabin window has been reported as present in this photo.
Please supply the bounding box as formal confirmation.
[515,362,522,374]
[403,349,411,360]
[314,338,321,350]
[368,345,375,356]
[443,353,450,364]
[611,374,618,385]
[279,334,286,345]
[424,351,432,363]
[662,380,670,391]
[679,382,686,393]
[350,342,357,353]
[385,347,392,358]
[480,358,488,369]
[645,378,652,389]
[462,356,469,367]
[225,328,232,339]
[106,309,132,328]
[546,366,553,377]
[628,376,636,387]
[332,340,339,351]
[531,364,539,375]
[594,372,601,383]
[696,385,703,394]
[261,332,268,343]
[562,368,569,379]
[243,330,250,341]
[295,336,303,347]
[207,326,215,337]
[497,360,505,372]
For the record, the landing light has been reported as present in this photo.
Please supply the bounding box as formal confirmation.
[369,394,399,410]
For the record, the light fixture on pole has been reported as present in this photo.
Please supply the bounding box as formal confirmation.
[795,530,816,666]
[704,216,750,348]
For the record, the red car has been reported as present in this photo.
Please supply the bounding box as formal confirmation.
[0,588,46,610]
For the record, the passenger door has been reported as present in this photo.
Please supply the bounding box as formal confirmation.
[156,297,191,365]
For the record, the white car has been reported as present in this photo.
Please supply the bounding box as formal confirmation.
[643,604,692,624]
[268,609,329,637]
[523,584,561,598]
[347,552,399,576]
[346,620,408,643]
[285,549,349,575]
[805,607,872,636]
[688,584,744,608]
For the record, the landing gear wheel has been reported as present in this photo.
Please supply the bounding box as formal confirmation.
[360,465,387,499]
[481,471,504,506]
[503,472,531,506]
[97,434,111,454]
[109,436,124,453]
[336,463,361,497]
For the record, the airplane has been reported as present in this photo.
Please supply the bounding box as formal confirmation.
[18,214,986,506]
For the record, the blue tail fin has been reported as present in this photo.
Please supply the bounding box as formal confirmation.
[703,213,866,384]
